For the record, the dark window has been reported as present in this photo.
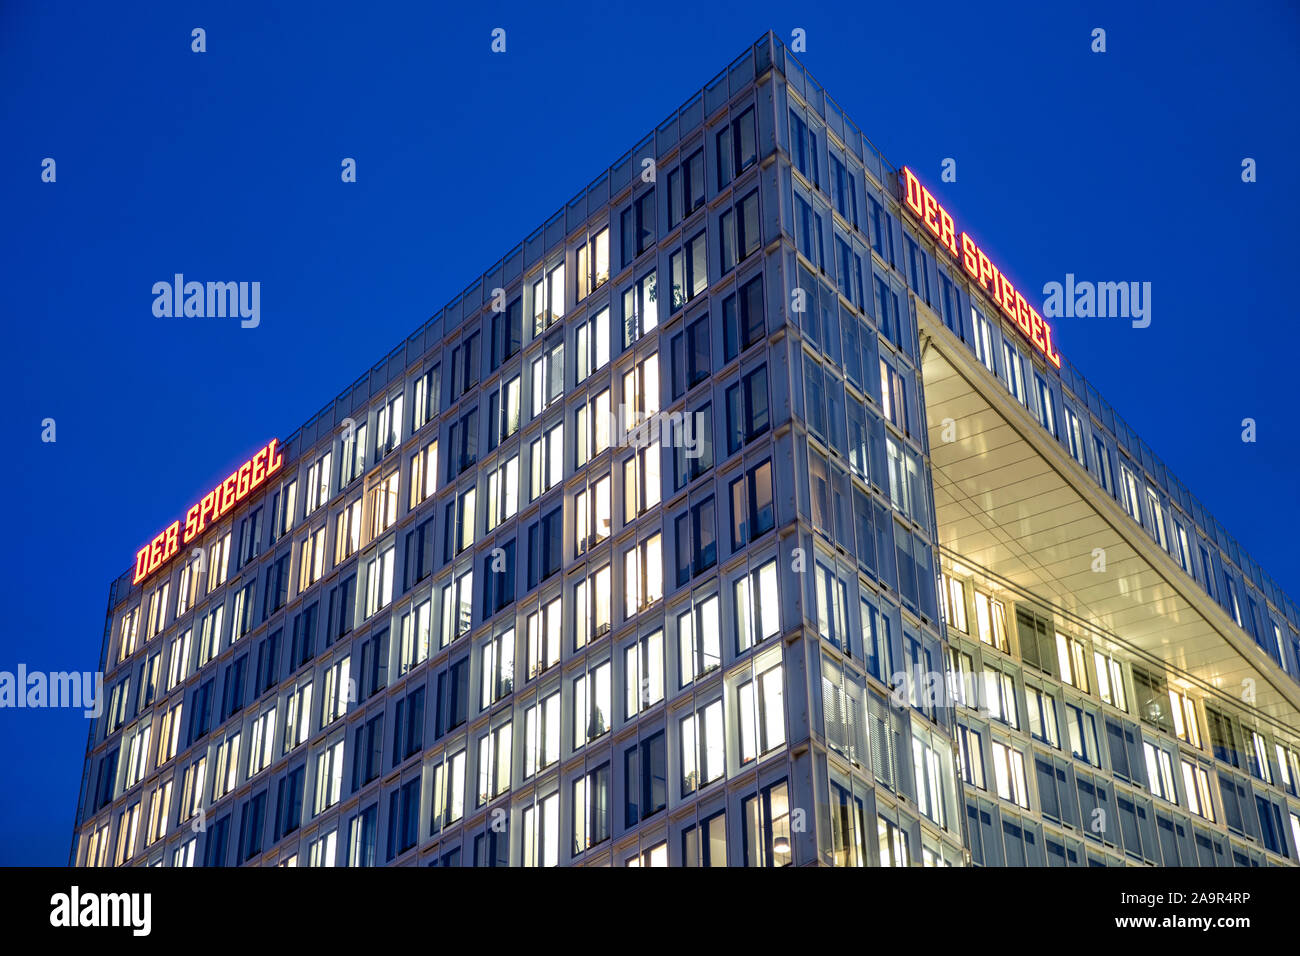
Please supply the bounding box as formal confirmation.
[725,364,769,454]
[671,314,711,399]
[722,274,765,362]
[624,730,667,827]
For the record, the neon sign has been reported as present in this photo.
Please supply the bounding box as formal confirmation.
[132,438,285,585]
[900,167,1061,369]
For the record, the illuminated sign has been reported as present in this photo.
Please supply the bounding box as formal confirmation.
[900,167,1061,369]
[132,438,285,585]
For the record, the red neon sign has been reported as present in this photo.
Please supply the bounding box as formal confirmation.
[901,167,1061,369]
[132,438,285,585]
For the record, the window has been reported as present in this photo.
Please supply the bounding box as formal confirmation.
[573,661,612,747]
[669,230,707,311]
[489,297,522,371]
[428,749,465,832]
[742,779,791,866]
[446,408,478,480]
[572,762,611,854]
[829,154,858,226]
[716,106,757,189]
[722,274,764,361]
[576,228,610,301]
[912,733,950,827]
[486,376,521,456]
[971,306,996,375]
[363,546,394,618]
[1169,689,1200,747]
[734,559,780,652]
[305,452,332,518]
[523,690,561,778]
[1094,651,1127,711]
[573,563,612,650]
[412,364,441,432]
[325,573,356,645]
[682,811,727,867]
[475,721,512,805]
[1131,666,1173,734]
[351,713,384,791]
[622,270,658,347]
[1064,405,1086,465]
[1001,341,1025,404]
[667,149,705,228]
[575,307,610,385]
[528,421,564,501]
[984,668,1018,729]
[1248,729,1272,784]
[1055,632,1090,693]
[206,532,231,594]
[794,193,823,268]
[728,459,774,550]
[991,740,1029,808]
[620,189,656,268]
[1034,373,1056,436]
[623,533,663,616]
[526,507,563,590]
[531,340,563,418]
[719,188,760,274]
[398,599,431,675]
[1181,760,1215,821]
[1026,684,1060,747]
[737,654,785,763]
[212,731,241,801]
[623,439,661,523]
[1065,703,1100,766]
[624,630,664,718]
[1119,463,1143,525]
[481,540,515,619]
[334,498,363,564]
[376,393,403,460]
[958,725,985,789]
[681,699,725,795]
[248,707,276,777]
[451,331,481,399]
[972,591,1008,652]
[367,470,399,538]
[724,364,769,454]
[479,628,515,709]
[485,456,519,532]
[283,681,312,752]
[873,816,915,868]
[574,474,612,554]
[443,486,476,560]
[789,109,819,186]
[298,525,326,592]
[313,738,344,814]
[623,352,660,432]
[623,730,667,827]
[391,686,426,765]
[942,575,968,634]
[678,595,721,687]
[814,557,850,653]
[346,802,378,867]
[525,596,562,680]
[521,792,560,868]
[672,401,713,490]
[1143,740,1177,804]
[671,314,711,399]
[439,567,473,645]
[674,496,716,585]
[574,387,611,470]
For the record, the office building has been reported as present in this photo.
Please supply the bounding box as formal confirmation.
[71,32,1300,867]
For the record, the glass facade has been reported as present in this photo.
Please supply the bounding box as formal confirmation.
[71,33,1300,868]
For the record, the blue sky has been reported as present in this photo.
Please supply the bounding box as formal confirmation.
[2,0,1297,864]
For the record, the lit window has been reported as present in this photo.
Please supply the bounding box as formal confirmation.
[623,630,664,718]
[990,740,1029,808]
[623,533,663,617]
[680,699,725,795]
[523,691,561,778]
[737,651,785,763]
